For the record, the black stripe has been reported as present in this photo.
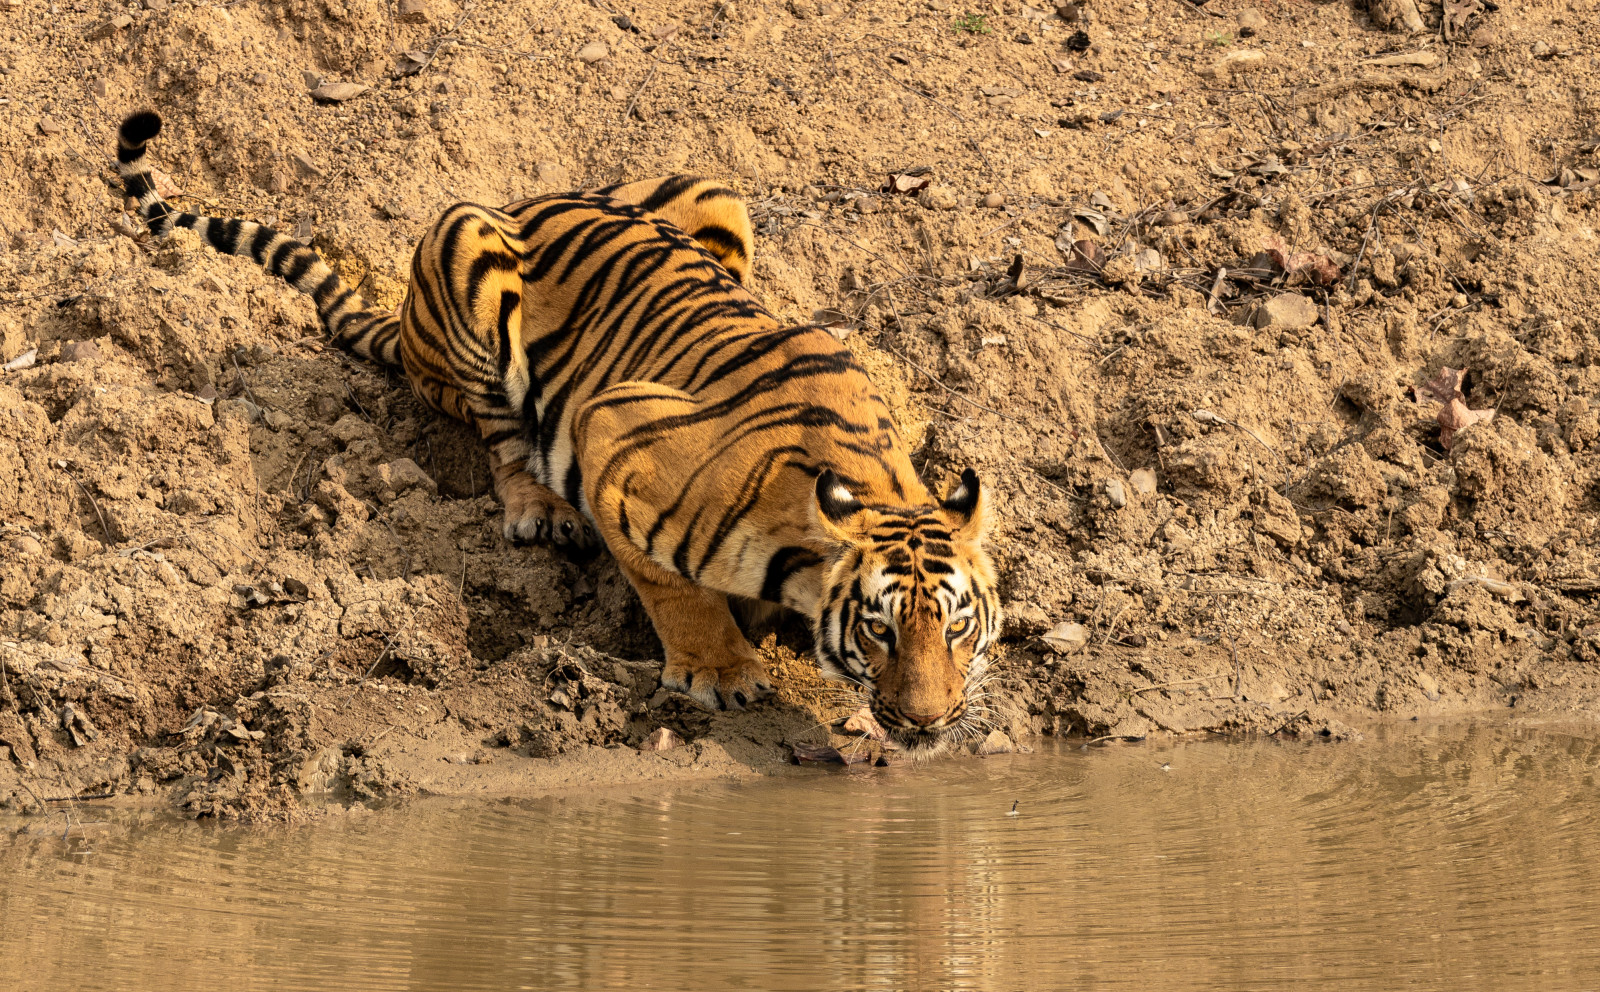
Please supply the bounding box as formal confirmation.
[761,546,823,604]
[640,176,701,213]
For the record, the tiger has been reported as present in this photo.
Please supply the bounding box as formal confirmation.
[113,110,1002,751]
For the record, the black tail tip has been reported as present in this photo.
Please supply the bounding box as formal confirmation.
[119,111,162,146]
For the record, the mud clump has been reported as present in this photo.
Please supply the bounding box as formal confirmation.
[3,0,1600,816]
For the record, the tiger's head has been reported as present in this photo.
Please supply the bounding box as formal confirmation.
[809,468,1001,753]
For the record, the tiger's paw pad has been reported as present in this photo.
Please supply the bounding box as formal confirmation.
[661,656,774,712]
[499,481,597,549]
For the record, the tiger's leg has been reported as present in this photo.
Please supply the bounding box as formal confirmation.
[399,206,597,548]
[574,382,773,710]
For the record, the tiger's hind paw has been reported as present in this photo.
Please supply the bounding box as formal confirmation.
[497,472,599,550]
[661,653,774,712]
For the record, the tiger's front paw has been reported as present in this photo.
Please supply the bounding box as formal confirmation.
[661,652,774,711]
[498,472,599,549]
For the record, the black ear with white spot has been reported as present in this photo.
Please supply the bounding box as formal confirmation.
[815,469,864,524]
[941,468,990,541]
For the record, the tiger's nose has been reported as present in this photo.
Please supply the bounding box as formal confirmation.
[903,707,946,727]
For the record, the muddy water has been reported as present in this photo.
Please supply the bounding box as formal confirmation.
[5,721,1600,992]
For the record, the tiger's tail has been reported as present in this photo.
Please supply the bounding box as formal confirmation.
[116,111,403,367]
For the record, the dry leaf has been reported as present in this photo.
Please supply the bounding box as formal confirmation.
[791,742,870,765]
[1041,621,1090,654]
[1063,239,1103,274]
[310,82,370,103]
[1072,207,1108,235]
[842,706,888,741]
[1437,396,1494,449]
[882,170,932,194]
[1419,366,1467,404]
[393,51,430,77]
[1442,0,1485,41]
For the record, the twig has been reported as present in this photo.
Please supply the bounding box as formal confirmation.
[1230,635,1243,699]
[879,341,1019,423]
[229,350,261,408]
[623,64,659,123]
[60,465,111,544]
[1132,676,1226,695]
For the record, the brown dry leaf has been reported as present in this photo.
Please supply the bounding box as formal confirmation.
[1437,396,1494,449]
[1040,621,1090,654]
[310,82,370,103]
[151,167,183,199]
[842,706,888,742]
[1265,245,1341,287]
[790,741,870,765]
[1442,0,1485,40]
[883,171,932,195]
[393,51,430,77]
[1063,239,1103,274]
[1420,366,1467,405]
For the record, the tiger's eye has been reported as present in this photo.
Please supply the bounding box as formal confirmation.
[948,617,970,635]
[868,619,889,637]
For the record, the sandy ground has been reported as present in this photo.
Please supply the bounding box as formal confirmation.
[1,0,1598,816]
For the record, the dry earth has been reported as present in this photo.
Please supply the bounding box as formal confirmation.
[1,0,1598,817]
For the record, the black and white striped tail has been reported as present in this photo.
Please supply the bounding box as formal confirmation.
[116,111,402,366]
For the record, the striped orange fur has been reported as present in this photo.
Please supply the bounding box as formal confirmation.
[115,111,1001,750]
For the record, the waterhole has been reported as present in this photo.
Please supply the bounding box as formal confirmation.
[4,720,1598,991]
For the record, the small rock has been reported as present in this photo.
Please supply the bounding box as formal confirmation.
[921,185,960,210]
[1237,8,1265,36]
[1129,468,1157,495]
[651,22,681,41]
[536,161,569,187]
[1041,621,1090,654]
[577,40,610,64]
[311,82,370,103]
[8,535,43,556]
[1254,292,1319,331]
[1158,210,1188,227]
[283,577,311,598]
[1531,39,1551,58]
[397,0,428,22]
[195,383,219,405]
[37,117,62,136]
[1104,478,1127,508]
[976,730,1015,755]
[1417,671,1440,701]
[302,70,322,90]
[291,152,324,178]
[141,0,169,9]
[91,79,109,98]
[262,409,292,431]
[86,14,133,40]
[979,191,1007,208]
[202,274,229,294]
[251,73,268,86]
[638,727,683,751]
[377,457,437,498]
[62,339,102,363]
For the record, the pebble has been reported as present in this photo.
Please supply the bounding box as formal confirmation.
[62,339,102,363]
[1158,210,1188,226]
[1254,292,1319,331]
[302,70,321,90]
[1237,8,1265,36]
[976,730,1015,755]
[979,191,1006,208]
[397,0,428,22]
[577,41,610,64]
[1104,478,1127,508]
[9,535,43,556]
[638,727,684,752]
[1129,468,1157,495]
[37,117,62,136]
[920,185,959,210]
[141,0,168,9]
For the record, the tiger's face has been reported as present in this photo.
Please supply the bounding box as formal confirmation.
[809,468,1001,753]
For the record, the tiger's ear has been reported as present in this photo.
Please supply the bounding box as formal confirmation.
[940,468,990,543]
[811,469,867,543]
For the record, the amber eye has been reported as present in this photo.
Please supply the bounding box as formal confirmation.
[948,617,971,636]
[865,619,890,638]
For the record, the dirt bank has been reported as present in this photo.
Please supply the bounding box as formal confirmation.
[1,0,1597,816]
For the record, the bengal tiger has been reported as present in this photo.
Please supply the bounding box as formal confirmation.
[114,111,1002,751]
